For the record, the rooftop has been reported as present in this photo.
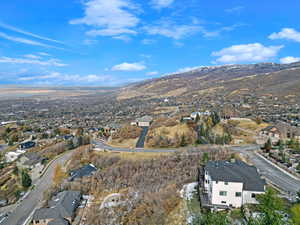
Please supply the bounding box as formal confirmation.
[205,160,265,192]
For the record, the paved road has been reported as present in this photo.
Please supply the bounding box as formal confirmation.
[93,140,177,153]
[0,150,74,225]
[95,141,300,194]
[231,146,300,194]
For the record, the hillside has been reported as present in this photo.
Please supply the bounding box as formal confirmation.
[118,62,300,101]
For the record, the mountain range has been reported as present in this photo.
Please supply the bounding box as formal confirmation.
[118,62,300,101]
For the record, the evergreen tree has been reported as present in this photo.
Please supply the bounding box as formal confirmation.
[256,188,286,225]
[180,134,187,147]
[264,138,272,152]
[201,152,209,165]
[21,170,32,188]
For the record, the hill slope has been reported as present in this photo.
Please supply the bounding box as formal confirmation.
[118,62,300,101]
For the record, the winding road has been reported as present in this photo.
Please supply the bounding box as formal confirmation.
[1,142,300,225]
[0,150,74,225]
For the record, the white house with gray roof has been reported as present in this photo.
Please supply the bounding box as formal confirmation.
[202,160,265,209]
[131,116,153,127]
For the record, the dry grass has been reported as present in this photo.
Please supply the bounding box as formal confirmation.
[163,87,187,97]
[108,138,139,148]
[212,123,225,136]
[236,120,269,132]
[165,200,187,225]
[154,106,178,115]
[150,124,192,139]
[94,151,171,160]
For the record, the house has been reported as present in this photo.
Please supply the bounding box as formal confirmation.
[201,160,265,209]
[190,111,212,121]
[32,191,81,225]
[131,116,153,127]
[259,126,281,144]
[18,152,46,169]
[17,152,46,180]
[20,141,36,150]
[104,123,121,134]
[69,164,97,181]
[5,150,26,162]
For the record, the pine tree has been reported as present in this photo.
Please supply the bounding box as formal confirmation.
[21,170,32,188]
[264,138,272,152]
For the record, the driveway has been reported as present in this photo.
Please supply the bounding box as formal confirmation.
[0,144,7,153]
[0,150,74,225]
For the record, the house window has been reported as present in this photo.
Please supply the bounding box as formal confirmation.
[221,201,227,204]
[224,182,228,185]
[235,192,242,197]
[219,191,227,196]
[251,193,256,198]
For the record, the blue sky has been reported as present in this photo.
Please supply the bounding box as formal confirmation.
[0,0,300,86]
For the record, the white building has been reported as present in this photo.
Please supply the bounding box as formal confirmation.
[131,116,153,127]
[190,111,211,120]
[5,150,26,162]
[202,160,265,209]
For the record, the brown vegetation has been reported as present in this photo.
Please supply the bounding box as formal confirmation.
[64,148,230,225]
[112,125,142,140]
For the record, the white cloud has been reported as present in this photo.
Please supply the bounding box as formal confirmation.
[38,52,51,56]
[0,22,64,44]
[112,35,132,42]
[146,71,159,76]
[0,56,68,67]
[70,0,139,38]
[19,72,113,84]
[151,0,175,9]
[212,43,283,64]
[144,23,201,40]
[225,6,244,14]
[111,62,146,71]
[280,56,300,64]
[269,28,300,42]
[23,54,42,59]
[201,23,246,38]
[0,32,61,49]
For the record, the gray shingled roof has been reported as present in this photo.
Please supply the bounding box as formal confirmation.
[48,191,81,218]
[69,164,97,181]
[33,191,81,221]
[136,116,153,123]
[32,208,61,220]
[48,218,70,225]
[23,152,46,166]
[205,160,265,192]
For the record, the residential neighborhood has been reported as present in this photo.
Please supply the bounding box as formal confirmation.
[1,0,300,224]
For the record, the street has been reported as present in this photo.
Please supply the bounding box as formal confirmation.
[2,142,300,225]
[231,146,300,194]
[0,150,74,225]
[95,140,300,194]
